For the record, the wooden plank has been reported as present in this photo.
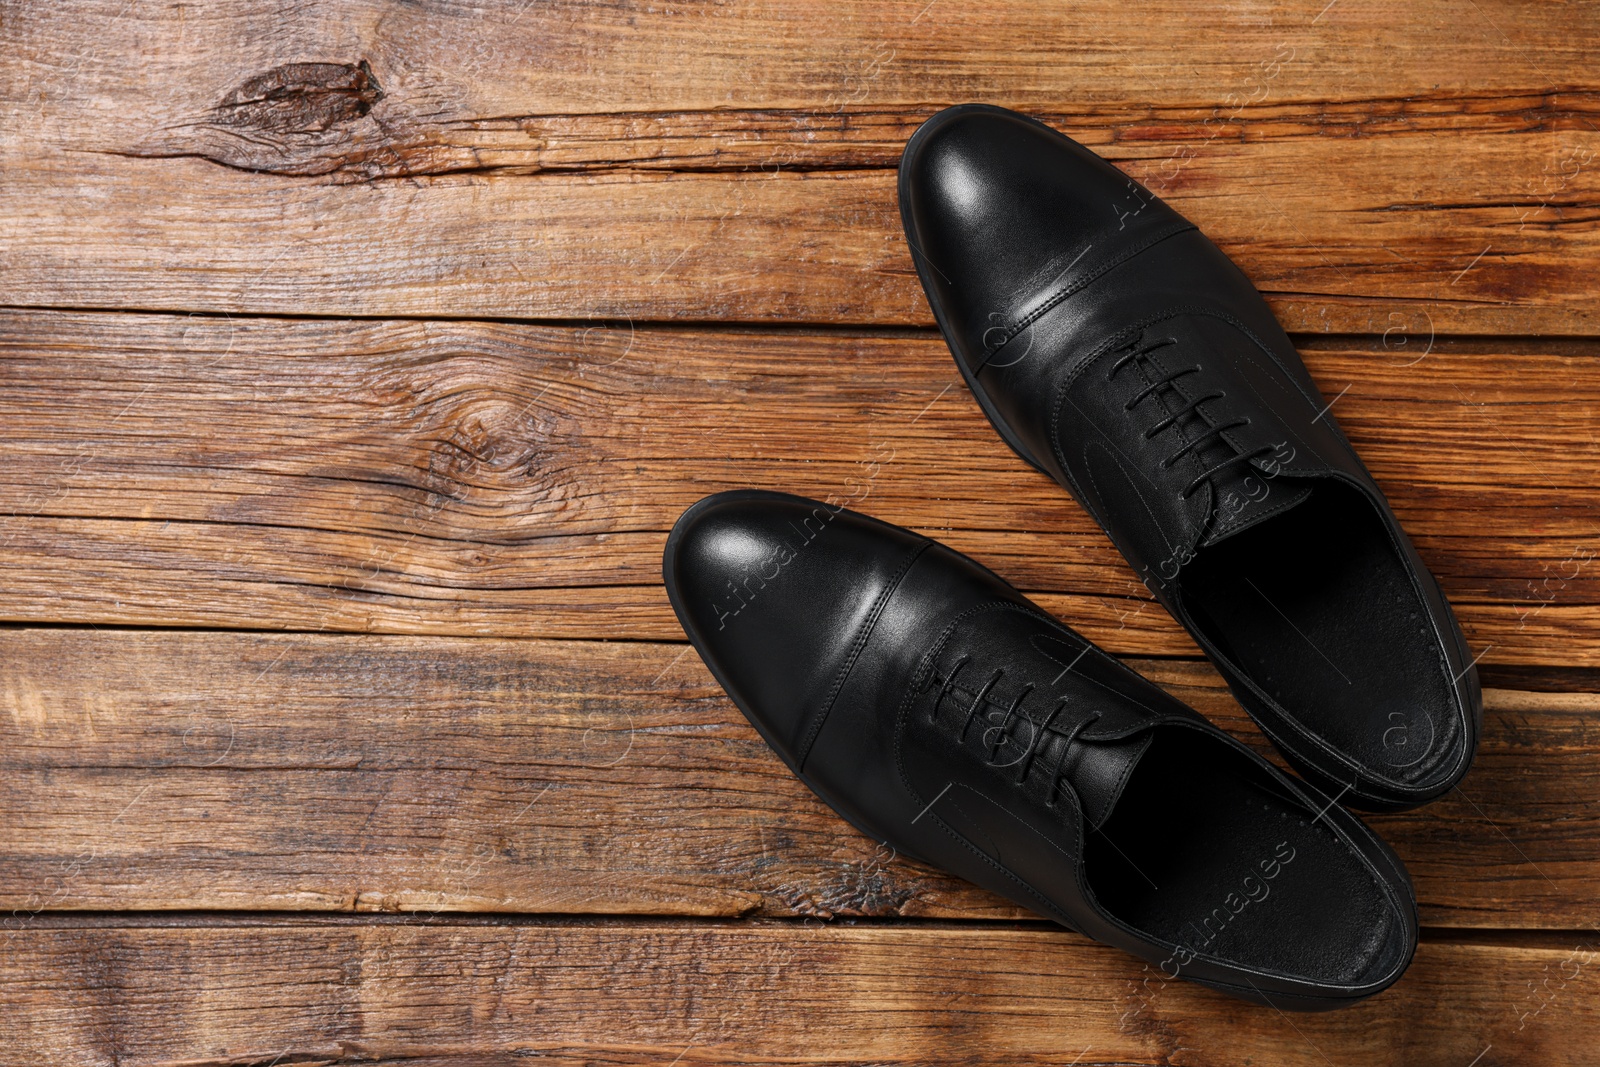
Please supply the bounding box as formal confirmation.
[3,920,1596,1066]
[2,4,1593,1060]
[1,629,1595,929]
[1,309,1594,664]
[3,3,1600,332]
[13,0,1592,121]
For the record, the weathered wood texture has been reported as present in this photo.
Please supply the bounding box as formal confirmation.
[4,1,1600,1060]
[1,309,1595,664]
[5,920,1597,1067]
[1,629,1595,930]
[3,1,1600,332]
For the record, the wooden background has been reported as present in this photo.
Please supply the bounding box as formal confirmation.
[2,1,1598,1063]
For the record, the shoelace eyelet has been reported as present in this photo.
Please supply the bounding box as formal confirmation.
[929,662,1102,807]
[1113,340,1278,493]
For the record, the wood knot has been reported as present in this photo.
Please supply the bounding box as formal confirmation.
[125,58,418,180]
[212,60,383,135]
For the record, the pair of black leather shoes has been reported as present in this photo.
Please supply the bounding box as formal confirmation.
[664,105,1481,1010]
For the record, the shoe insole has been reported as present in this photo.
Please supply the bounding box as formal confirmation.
[1084,729,1400,984]
[1179,481,1453,779]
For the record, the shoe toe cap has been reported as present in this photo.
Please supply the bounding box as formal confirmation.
[663,491,926,767]
[899,105,1181,361]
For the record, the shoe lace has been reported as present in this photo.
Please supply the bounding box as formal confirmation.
[927,656,1103,810]
[1107,334,1274,498]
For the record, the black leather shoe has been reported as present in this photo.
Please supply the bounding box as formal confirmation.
[898,103,1481,812]
[664,490,1418,1009]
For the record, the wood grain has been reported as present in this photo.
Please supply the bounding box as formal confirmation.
[1,309,1594,663]
[4,3,1599,1057]
[3,2,1599,332]
[5,920,1597,1066]
[1,629,1595,929]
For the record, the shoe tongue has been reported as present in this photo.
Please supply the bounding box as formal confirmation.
[930,606,1157,829]
[1070,732,1155,830]
[1197,449,1315,548]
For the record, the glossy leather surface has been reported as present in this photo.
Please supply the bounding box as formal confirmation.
[665,490,1418,1009]
[899,104,1482,811]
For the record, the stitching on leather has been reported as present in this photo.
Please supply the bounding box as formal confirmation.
[930,638,1158,743]
[886,607,1414,976]
[884,601,1095,915]
[996,600,1173,722]
[928,807,1082,929]
[890,596,1165,846]
[1046,302,1369,568]
[940,789,1002,857]
[1081,438,1181,563]
[1051,304,1331,484]
[945,781,1087,895]
[891,597,1026,762]
[977,220,1197,370]
[926,597,1177,725]
[1180,304,1336,416]
[1042,307,1449,802]
[1048,323,1152,519]
[1146,723,1418,995]
[1213,509,1462,802]
[1205,479,1310,542]
[893,599,1044,806]
[796,539,931,770]
[1354,473,1467,775]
